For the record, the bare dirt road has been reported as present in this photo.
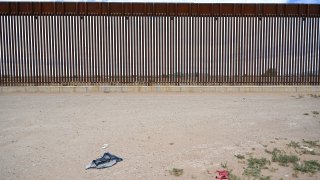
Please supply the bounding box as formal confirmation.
[0,92,320,180]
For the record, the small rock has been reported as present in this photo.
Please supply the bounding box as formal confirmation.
[102,144,109,149]
[300,145,313,152]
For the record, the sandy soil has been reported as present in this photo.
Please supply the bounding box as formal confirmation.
[0,92,320,180]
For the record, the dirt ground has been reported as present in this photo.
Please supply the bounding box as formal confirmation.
[0,92,320,180]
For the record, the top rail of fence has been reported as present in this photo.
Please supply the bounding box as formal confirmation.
[0,2,319,17]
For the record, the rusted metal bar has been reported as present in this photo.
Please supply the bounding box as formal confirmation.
[1,3,317,17]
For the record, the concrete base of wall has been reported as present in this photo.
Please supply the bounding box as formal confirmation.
[1,86,320,93]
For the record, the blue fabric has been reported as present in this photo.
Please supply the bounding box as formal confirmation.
[86,152,123,169]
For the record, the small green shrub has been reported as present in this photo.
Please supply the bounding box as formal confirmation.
[271,148,299,166]
[312,111,319,115]
[234,154,245,160]
[303,140,320,148]
[169,168,184,176]
[221,162,228,169]
[247,157,270,169]
[262,68,277,77]
[294,160,320,173]
[287,141,300,148]
[243,157,270,178]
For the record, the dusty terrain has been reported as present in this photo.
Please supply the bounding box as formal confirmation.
[0,92,320,180]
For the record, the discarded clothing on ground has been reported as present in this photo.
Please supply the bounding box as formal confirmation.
[216,170,229,180]
[86,152,123,170]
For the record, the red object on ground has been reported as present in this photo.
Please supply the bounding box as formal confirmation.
[216,170,229,180]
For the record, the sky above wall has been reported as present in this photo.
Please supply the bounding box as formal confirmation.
[1,0,320,4]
